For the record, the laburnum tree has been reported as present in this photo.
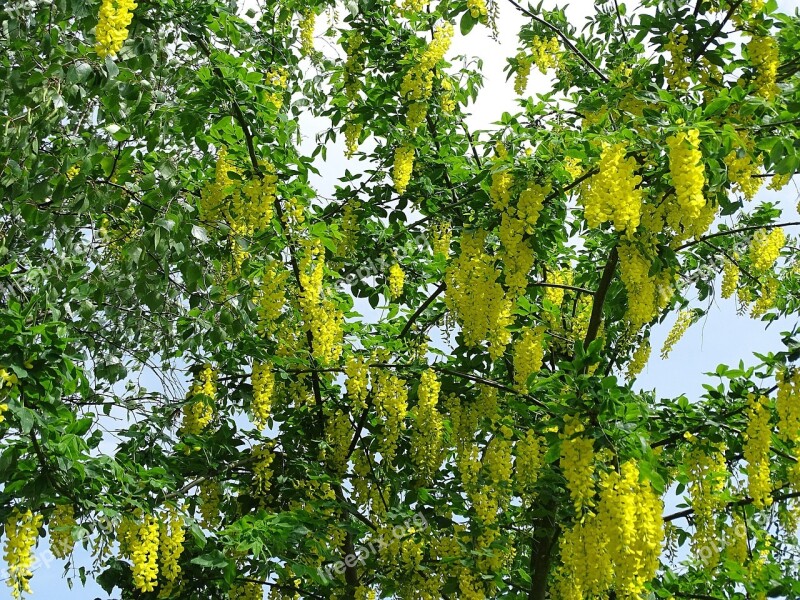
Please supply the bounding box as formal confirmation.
[3,0,800,598]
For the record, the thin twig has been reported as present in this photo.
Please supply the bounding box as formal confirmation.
[503,0,609,83]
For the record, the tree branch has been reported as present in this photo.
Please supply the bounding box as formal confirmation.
[399,281,447,339]
[504,0,609,83]
[583,245,618,349]
[676,221,800,252]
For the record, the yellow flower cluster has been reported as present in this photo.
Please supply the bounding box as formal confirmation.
[513,326,545,390]
[180,364,217,436]
[256,260,288,336]
[564,157,582,180]
[440,78,456,114]
[750,276,779,318]
[430,222,451,257]
[498,211,535,300]
[768,172,791,191]
[234,161,278,237]
[747,35,779,100]
[399,0,428,11]
[324,408,351,473]
[4,508,43,600]
[467,0,488,21]
[582,142,643,235]
[517,182,548,233]
[556,461,664,598]
[343,118,363,158]
[298,240,343,364]
[489,142,513,210]
[777,370,800,444]
[724,512,750,565]
[724,134,762,200]
[626,337,651,379]
[132,514,159,592]
[65,164,80,180]
[661,310,694,359]
[400,23,453,104]
[159,506,184,587]
[411,369,444,481]
[200,147,237,222]
[744,394,773,509]
[343,32,366,102]
[388,263,405,298]
[514,52,533,95]
[49,504,76,559]
[95,0,136,58]
[444,230,513,360]
[749,227,785,272]
[344,355,370,411]
[251,362,275,429]
[405,101,428,132]
[231,582,263,600]
[684,440,727,564]
[599,461,664,595]
[530,35,560,74]
[560,415,595,512]
[664,26,689,89]
[722,255,740,299]
[667,129,706,221]
[372,368,408,464]
[619,242,672,328]
[252,444,275,497]
[199,481,222,528]
[514,429,546,497]
[299,10,315,55]
[335,200,360,257]
[484,428,513,489]
[392,144,415,195]
[262,67,288,110]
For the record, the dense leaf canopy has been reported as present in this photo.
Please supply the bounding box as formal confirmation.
[2,0,800,599]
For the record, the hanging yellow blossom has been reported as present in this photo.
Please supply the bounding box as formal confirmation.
[49,504,76,559]
[581,141,643,236]
[299,10,315,55]
[660,310,694,359]
[667,129,706,221]
[722,255,740,299]
[159,506,185,586]
[95,0,137,58]
[251,362,275,429]
[513,326,546,390]
[747,35,779,100]
[514,52,533,94]
[4,508,43,600]
[411,369,444,481]
[531,35,561,74]
[131,514,159,593]
[748,228,785,272]
[627,337,651,379]
[664,26,689,88]
[744,395,773,509]
[444,230,514,359]
[392,144,415,195]
[388,263,405,298]
[777,370,800,444]
[560,415,595,512]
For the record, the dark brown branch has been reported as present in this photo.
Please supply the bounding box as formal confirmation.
[399,281,447,339]
[691,0,745,64]
[664,489,800,522]
[583,245,618,349]
[676,221,800,252]
[503,0,609,83]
